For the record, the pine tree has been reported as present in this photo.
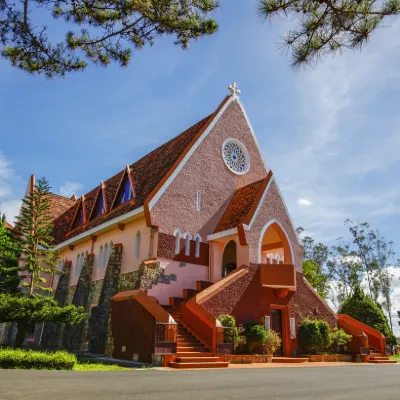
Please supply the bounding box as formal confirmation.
[0,215,21,294]
[14,177,59,297]
[0,0,219,77]
[258,0,400,67]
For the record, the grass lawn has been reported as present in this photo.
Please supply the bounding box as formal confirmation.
[73,363,133,371]
[390,355,400,360]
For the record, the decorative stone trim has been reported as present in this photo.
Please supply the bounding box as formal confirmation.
[221,354,273,364]
[89,244,123,354]
[63,254,95,351]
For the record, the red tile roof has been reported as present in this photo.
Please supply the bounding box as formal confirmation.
[47,193,77,220]
[213,171,273,233]
[4,221,14,230]
[52,110,220,245]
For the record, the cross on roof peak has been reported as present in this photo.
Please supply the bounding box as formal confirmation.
[228,82,241,97]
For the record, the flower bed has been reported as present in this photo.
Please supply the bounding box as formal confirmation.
[220,354,273,364]
[301,354,353,362]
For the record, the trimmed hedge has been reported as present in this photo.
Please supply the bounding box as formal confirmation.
[0,348,77,370]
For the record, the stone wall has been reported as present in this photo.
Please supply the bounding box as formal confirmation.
[118,260,163,292]
[41,261,72,349]
[89,244,123,354]
[63,253,95,351]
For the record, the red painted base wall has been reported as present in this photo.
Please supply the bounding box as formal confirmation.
[202,264,337,354]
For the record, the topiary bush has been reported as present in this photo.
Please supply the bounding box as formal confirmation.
[299,318,331,353]
[0,348,77,370]
[262,329,282,355]
[243,323,267,354]
[218,314,239,348]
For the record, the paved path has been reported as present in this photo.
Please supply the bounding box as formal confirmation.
[1,364,399,400]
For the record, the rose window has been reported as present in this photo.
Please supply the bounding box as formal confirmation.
[222,139,250,175]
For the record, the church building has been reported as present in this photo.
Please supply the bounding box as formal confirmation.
[18,84,341,367]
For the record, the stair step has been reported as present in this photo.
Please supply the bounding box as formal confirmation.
[177,346,207,352]
[169,297,184,306]
[272,357,309,363]
[369,360,398,364]
[177,352,214,357]
[176,357,220,363]
[370,356,390,361]
[170,361,229,369]
[183,289,199,299]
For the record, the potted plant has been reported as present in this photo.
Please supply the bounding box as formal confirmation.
[262,330,282,362]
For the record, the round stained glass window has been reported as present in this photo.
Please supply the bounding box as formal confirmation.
[222,139,250,175]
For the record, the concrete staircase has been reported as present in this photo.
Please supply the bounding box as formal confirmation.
[166,285,229,369]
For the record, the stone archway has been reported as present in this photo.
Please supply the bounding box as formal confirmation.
[222,240,237,277]
[259,220,293,265]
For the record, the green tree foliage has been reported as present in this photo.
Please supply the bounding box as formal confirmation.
[0,0,219,77]
[0,216,21,294]
[218,314,239,349]
[297,229,330,299]
[14,177,59,296]
[258,0,400,67]
[0,294,85,347]
[339,286,392,339]
[303,260,330,299]
[298,318,331,353]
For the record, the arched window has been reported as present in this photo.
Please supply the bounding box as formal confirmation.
[184,232,192,256]
[173,228,181,255]
[108,241,114,263]
[103,243,108,267]
[135,232,141,260]
[194,234,202,258]
[99,246,103,268]
[76,254,80,275]
[80,252,84,273]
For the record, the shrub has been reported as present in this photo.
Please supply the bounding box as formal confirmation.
[243,323,267,354]
[299,318,331,353]
[218,314,239,348]
[0,348,77,370]
[262,330,282,355]
[330,328,352,349]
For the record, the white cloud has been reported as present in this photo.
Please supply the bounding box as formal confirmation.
[0,199,21,225]
[297,198,312,206]
[60,181,84,198]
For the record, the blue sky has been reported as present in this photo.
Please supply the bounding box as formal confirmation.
[0,1,399,330]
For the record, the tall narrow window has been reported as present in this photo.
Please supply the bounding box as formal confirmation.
[103,243,108,267]
[115,175,133,206]
[196,191,201,211]
[108,241,114,263]
[194,234,202,258]
[76,254,80,275]
[135,232,141,260]
[92,191,105,219]
[99,246,103,268]
[184,232,192,256]
[80,252,85,273]
[173,229,181,255]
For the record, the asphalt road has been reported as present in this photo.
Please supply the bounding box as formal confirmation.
[1,365,399,400]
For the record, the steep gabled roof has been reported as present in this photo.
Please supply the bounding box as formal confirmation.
[47,193,77,221]
[52,110,219,245]
[213,171,273,234]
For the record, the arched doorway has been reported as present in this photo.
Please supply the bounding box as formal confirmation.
[259,220,293,265]
[222,240,237,277]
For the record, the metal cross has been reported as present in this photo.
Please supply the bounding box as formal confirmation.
[228,82,241,97]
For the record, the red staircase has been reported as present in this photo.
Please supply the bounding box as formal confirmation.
[368,349,397,364]
[166,289,228,369]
